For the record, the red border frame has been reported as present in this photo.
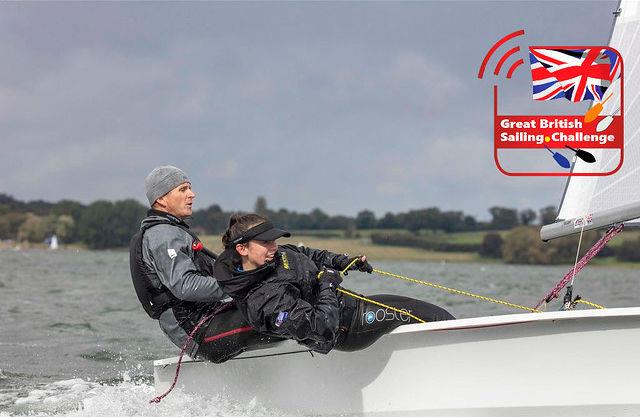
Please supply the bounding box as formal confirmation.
[493,45,624,177]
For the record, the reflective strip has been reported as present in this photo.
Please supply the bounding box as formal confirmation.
[202,326,253,343]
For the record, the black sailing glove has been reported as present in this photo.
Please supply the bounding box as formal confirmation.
[317,268,343,289]
[334,255,373,275]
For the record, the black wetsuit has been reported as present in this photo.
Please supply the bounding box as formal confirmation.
[336,294,454,351]
[209,244,454,357]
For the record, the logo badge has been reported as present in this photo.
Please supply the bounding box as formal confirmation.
[275,311,289,327]
[280,252,290,269]
[167,248,177,259]
[365,311,375,324]
[478,30,624,176]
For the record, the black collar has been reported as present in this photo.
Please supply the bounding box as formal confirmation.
[147,209,190,228]
[214,247,278,299]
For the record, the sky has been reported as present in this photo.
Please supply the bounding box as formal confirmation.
[0,1,619,220]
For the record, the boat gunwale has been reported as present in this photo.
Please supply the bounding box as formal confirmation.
[153,306,640,366]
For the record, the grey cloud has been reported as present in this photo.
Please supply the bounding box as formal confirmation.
[0,1,619,219]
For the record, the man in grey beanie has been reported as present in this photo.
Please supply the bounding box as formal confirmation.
[144,165,194,218]
[145,165,191,205]
[130,165,227,359]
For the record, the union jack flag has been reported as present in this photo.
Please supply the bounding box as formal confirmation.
[529,48,621,102]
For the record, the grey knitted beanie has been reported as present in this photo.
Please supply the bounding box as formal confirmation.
[145,166,190,206]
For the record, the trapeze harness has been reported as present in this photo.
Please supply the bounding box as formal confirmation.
[129,213,218,320]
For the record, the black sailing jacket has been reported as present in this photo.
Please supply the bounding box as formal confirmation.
[214,245,350,354]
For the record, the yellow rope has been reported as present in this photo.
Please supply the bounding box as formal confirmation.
[372,268,542,313]
[575,299,605,309]
[339,257,360,275]
[335,257,427,322]
[337,287,427,323]
[335,258,604,318]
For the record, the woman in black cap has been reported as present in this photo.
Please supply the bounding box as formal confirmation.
[200,213,454,360]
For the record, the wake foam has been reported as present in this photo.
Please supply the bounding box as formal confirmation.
[1,374,295,417]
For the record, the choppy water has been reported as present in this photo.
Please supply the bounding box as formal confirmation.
[1,249,638,416]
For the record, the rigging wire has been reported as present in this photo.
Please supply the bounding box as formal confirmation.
[570,223,586,287]
[534,223,623,309]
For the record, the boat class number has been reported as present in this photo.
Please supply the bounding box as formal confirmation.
[362,308,412,325]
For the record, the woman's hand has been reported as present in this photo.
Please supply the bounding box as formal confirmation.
[317,268,344,289]
[335,255,373,274]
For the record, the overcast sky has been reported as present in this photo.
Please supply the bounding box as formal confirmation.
[0,1,618,219]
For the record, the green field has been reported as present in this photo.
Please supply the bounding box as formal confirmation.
[599,229,640,247]
[412,230,508,244]
[200,228,640,266]
[288,228,509,243]
[200,233,481,263]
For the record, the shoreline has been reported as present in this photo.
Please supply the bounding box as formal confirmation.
[4,236,640,269]
[0,241,85,251]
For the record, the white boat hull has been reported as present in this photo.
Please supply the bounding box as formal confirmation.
[154,307,640,416]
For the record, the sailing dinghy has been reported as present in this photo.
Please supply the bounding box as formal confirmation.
[154,3,640,415]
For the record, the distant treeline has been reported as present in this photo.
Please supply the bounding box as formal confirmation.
[0,195,146,250]
[196,197,559,233]
[0,193,561,249]
[370,228,604,264]
[372,227,640,264]
[2,193,639,262]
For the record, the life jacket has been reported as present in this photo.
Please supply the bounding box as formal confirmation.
[129,211,217,319]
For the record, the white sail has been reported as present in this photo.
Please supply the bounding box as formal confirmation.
[542,0,640,240]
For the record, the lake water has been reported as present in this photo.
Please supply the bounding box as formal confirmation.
[1,249,638,416]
